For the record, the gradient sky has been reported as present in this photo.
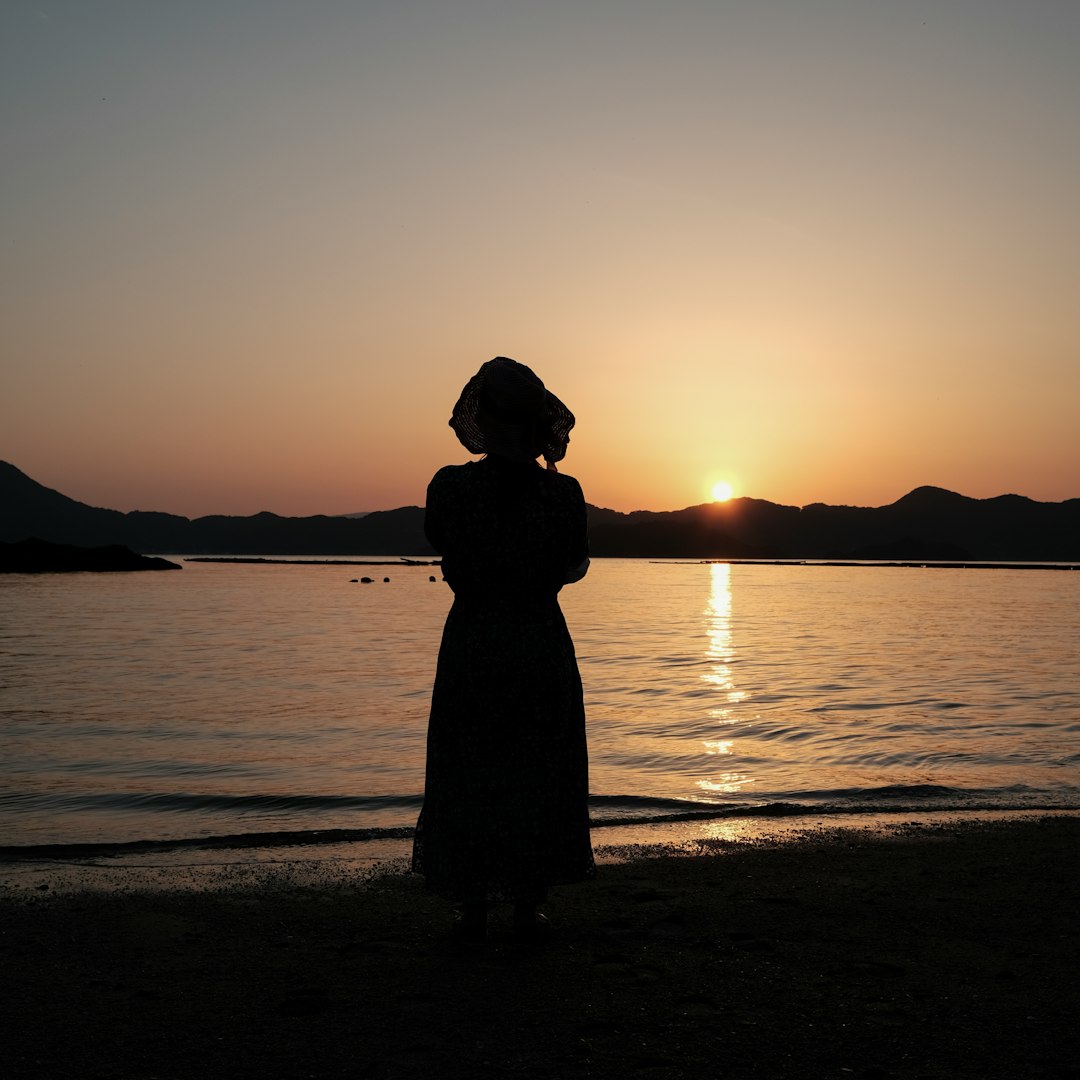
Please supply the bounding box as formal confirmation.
[3,1,1078,517]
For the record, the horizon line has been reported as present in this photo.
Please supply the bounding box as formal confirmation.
[4,461,1077,521]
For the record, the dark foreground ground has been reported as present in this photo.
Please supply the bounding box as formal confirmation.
[1,817,1077,1080]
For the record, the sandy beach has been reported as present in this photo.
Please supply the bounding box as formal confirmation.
[2,815,1077,1080]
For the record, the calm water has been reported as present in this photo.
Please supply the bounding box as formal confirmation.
[2,559,1078,849]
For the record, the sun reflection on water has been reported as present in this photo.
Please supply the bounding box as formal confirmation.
[703,739,734,755]
[699,562,752,795]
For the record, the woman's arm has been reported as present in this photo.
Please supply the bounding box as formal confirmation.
[423,469,450,554]
[563,476,590,584]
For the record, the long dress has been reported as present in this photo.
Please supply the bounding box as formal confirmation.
[411,455,595,902]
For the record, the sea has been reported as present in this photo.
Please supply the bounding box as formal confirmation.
[2,557,1078,856]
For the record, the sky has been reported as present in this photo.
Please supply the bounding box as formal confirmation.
[3,0,1078,517]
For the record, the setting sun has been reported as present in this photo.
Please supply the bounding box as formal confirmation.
[711,481,734,503]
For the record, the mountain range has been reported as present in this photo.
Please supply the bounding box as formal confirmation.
[2,460,1078,562]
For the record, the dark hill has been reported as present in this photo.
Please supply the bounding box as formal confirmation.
[2,461,1077,561]
[0,461,433,556]
[589,488,1080,561]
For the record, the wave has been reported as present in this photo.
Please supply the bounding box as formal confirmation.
[0,826,416,861]
[2,783,1077,862]
[0,791,424,815]
[589,785,1080,826]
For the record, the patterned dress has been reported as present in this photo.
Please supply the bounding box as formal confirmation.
[411,455,595,902]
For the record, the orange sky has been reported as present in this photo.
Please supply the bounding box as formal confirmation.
[3,2,1078,517]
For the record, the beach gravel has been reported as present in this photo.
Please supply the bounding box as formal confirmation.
[1,817,1077,1079]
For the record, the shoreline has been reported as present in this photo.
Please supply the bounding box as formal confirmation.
[3,807,1076,895]
[2,815,1076,1079]
[655,558,1080,571]
[150,556,1080,570]
[183,556,441,565]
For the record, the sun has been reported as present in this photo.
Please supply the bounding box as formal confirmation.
[711,481,734,502]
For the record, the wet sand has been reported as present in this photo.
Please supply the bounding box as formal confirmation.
[2,816,1077,1079]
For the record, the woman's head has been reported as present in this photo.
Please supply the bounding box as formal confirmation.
[450,357,575,466]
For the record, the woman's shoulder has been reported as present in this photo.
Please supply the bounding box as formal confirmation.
[543,468,585,503]
[426,464,471,508]
[428,462,476,487]
[429,459,584,500]
[548,467,583,490]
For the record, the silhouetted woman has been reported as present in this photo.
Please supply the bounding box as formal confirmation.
[412,357,594,941]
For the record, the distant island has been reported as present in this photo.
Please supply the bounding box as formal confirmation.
[2,461,1078,562]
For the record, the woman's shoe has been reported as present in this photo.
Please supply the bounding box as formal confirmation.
[454,903,488,944]
[513,910,551,943]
